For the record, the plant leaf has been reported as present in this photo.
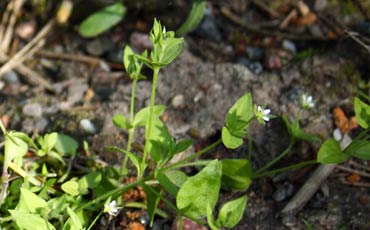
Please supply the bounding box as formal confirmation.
[344,140,370,160]
[174,139,193,154]
[9,210,56,230]
[207,204,221,230]
[105,146,144,177]
[157,170,187,197]
[55,134,78,156]
[217,195,247,228]
[176,160,222,219]
[64,207,83,230]
[142,185,161,226]
[317,138,349,164]
[78,2,126,38]
[354,97,370,129]
[221,126,243,149]
[16,188,48,214]
[61,180,80,196]
[225,93,254,131]
[112,114,131,129]
[133,105,166,127]
[221,159,252,191]
[176,0,207,36]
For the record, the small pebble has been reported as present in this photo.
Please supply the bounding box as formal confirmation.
[22,103,43,117]
[273,183,294,202]
[172,94,185,108]
[3,70,19,84]
[282,40,296,53]
[193,15,221,41]
[246,46,264,61]
[130,32,153,52]
[80,119,97,134]
[85,36,114,56]
[15,21,36,40]
[0,81,5,91]
[139,212,150,227]
[333,128,342,141]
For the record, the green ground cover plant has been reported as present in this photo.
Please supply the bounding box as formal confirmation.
[0,19,370,230]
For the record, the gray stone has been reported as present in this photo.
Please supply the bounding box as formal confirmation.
[80,119,97,134]
[3,70,19,84]
[22,103,43,117]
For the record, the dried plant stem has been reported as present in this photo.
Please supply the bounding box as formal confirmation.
[0,19,55,76]
[0,0,25,53]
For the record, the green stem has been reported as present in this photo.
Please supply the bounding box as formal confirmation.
[86,211,103,230]
[125,201,168,218]
[255,139,296,175]
[122,79,138,176]
[252,160,317,179]
[163,138,222,171]
[247,132,253,161]
[75,176,151,212]
[141,67,160,178]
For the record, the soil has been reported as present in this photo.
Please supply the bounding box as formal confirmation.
[1,0,370,229]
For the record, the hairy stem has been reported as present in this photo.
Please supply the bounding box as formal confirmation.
[252,160,317,179]
[122,79,138,175]
[141,67,160,178]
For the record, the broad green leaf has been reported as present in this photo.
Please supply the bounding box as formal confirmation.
[64,207,83,230]
[133,105,166,127]
[112,114,131,129]
[176,160,222,219]
[217,195,247,228]
[157,170,187,197]
[155,37,184,66]
[4,131,28,168]
[225,93,254,131]
[55,134,78,156]
[317,138,349,164]
[16,188,48,214]
[207,204,221,230]
[78,2,126,38]
[174,139,193,154]
[105,146,144,177]
[61,180,80,196]
[345,140,370,160]
[148,120,175,165]
[222,126,243,149]
[221,159,252,191]
[9,210,56,230]
[354,97,370,129]
[177,0,207,36]
[43,132,58,152]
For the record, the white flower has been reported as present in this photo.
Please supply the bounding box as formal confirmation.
[300,93,315,109]
[257,105,271,122]
[104,200,120,216]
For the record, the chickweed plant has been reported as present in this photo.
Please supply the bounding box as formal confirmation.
[1,19,370,230]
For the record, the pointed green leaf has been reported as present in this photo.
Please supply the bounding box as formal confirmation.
[61,180,80,196]
[176,0,207,36]
[176,160,222,219]
[4,131,28,168]
[174,139,193,154]
[105,146,144,177]
[354,97,370,129]
[157,170,187,197]
[9,210,56,230]
[345,140,370,160]
[221,159,252,191]
[78,2,126,37]
[133,105,166,127]
[317,138,349,164]
[55,134,78,156]
[143,185,161,226]
[207,204,221,230]
[113,114,131,129]
[222,126,243,149]
[64,207,83,230]
[225,93,254,131]
[217,195,247,228]
[16,188,48,213]
[43,132,58,152]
